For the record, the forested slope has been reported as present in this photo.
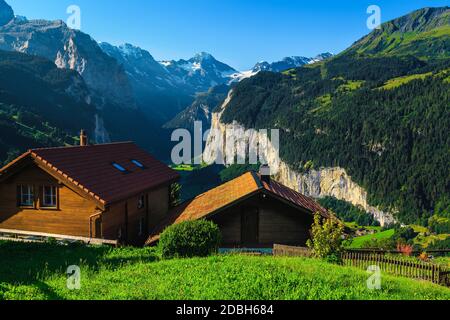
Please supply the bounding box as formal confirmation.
[220,7,450,224]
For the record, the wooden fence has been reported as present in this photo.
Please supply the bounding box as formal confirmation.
[273,244,312,257]
[341,250,450,286]
[0,228,118,247]
[344,248,450,254]
[272,244,449,286]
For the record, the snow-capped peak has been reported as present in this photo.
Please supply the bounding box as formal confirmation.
[192,51,215,61]
[230,52,334,84]
[251,53,334,73]
[160,60,173,67]
[307,52,334,64]
[117,43,144,57]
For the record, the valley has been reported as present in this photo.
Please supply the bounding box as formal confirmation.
[0,1,449,305]
[0,0,448,243]
[210,7,449,229]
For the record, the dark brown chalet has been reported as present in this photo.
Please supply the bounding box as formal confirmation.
[0,136,179,245]
[146,171,331,248]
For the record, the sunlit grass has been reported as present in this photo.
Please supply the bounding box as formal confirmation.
[347,229,395,249]
[1,241,449,300]
[379,72,433,90]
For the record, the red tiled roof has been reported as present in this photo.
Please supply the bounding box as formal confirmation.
[0,142,179,206]
[146,171,329,244]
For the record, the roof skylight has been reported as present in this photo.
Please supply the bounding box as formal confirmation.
[112,162,128,173]
[131,159,145,169]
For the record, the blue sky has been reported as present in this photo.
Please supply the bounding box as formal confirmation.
[7,0,449,70]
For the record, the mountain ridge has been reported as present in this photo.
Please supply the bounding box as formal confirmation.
[0,7,136,108]
[347,6,449,58]
[160,51,237,92]
[0,49,97,164]
[0,0,12,26]
[251,53,334,73]
[206,6,450,225]
[165,52,334,130]
[99,39,334,127]
[164,84,230,131]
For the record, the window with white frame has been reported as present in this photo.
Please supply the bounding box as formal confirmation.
[42,185,57,208]
[18,185,34,207]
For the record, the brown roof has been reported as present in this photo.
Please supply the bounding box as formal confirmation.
[260,175,329,218]
[146,171,329,245]
[0,142,179,207]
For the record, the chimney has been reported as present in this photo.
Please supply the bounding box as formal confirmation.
[259,164,271,185]
[80,129,88,146]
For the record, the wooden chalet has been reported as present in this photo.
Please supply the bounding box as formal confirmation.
[0,132,179,245]
[146,171,331,248]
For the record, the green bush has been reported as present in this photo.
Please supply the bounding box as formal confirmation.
[392,226,419,244]
[361,237,396,250]
[307,213,345,262]
[428,215,450,234]
[158,220,221,259]
[427,237,450,256]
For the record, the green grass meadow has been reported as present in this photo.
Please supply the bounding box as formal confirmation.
[0,241,449,300]
[347,229,396,249]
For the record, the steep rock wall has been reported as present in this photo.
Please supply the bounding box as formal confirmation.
[204,91,395,226]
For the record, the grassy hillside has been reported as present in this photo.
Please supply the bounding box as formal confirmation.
[347,229,396,249]
[347,7,449,58]
[220,7,450,225]
[0,241,449,300]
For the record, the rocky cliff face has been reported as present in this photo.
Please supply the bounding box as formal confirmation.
[94,114,110,144]
[276,165,395,226]
[0,15,135,108]
[164,84,230,131]
[99,42,177,95]
[204,91,395,226]
[99,42,194,122]
[0,0,13,26]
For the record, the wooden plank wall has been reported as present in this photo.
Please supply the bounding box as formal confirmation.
[102,185,170,245]
[258,197,312,246]
[0,164,98,237]
[211,194,314,247]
